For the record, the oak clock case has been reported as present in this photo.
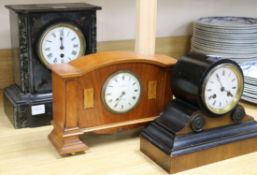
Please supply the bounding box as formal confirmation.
[48,51,177,155]
[3,3,101,128]
[140,53,257,174]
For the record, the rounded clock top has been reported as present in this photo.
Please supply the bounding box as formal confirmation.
[38,23,86,68]
[172,53,244,116]
[101,70,142,114]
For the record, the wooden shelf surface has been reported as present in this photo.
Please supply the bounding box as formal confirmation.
[0,91,257,175]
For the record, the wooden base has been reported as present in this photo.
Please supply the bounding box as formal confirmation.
[48,129,88,156]
[140,122,257,174]
[49,117,157,155]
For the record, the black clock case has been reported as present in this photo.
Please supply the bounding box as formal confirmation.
[140,53,257,173]
[171,52,244,117]
[3,3,101,128]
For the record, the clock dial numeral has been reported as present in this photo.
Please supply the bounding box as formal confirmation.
[73,44,79,48]
[53,58,57,63]
[71,37,76,41]
[46,40,52,43]
[52,33,57,38]
[72,50,77,56]
[47,53,53,58]
[60,29,64,37]
[66,31,70,37]
[45,47,50,51]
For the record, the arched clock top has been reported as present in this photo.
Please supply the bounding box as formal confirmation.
[51,51,177,78]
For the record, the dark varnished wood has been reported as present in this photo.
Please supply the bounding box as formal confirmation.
[49,51,177,155]
[140,98,257,173]
[141,131,257,174]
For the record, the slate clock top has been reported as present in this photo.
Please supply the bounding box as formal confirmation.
[5,3,101,13]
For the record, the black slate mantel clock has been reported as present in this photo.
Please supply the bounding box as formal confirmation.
[140,53,257,174]
[3,3,101,128]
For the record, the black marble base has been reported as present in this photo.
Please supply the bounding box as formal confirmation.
[3,84,52,128]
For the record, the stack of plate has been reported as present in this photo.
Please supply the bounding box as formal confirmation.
[240,61,257,103]
[191,16,257,104]
[191,16,257,63]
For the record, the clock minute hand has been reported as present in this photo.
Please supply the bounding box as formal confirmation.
[216,73,225,92]
[114,91,126,107]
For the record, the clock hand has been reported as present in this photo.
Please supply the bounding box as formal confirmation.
[60,37,64,50]
[114,91,126,107]
[115,91,126,101]
[216,74,225,92]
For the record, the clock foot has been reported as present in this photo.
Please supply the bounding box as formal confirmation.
[49,129,88,156]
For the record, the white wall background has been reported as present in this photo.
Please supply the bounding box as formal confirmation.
[0,0,257,49]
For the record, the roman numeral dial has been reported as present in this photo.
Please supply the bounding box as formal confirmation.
[38,23,86,67]
[102,71,142,113]
[203,63,243,114]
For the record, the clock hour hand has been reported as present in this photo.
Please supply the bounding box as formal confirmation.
[60,37,64,50]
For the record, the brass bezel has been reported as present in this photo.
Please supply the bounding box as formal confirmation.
[202,63,244,115]
[101,70,143,114]
[38,23,86,69]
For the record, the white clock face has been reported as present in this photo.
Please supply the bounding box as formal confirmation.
[102,71,142,114]
[202,63,243,114]
[38,23,85,67]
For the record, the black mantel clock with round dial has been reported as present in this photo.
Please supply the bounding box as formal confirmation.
[140,52,257,174]
[3,3,101,128]
[171,53,244,117]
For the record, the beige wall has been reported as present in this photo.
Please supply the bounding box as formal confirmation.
[0,0,257,49]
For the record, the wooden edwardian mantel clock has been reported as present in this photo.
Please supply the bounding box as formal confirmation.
[3,3,101,128]
[140,52,257,174]
[49,51,177,155]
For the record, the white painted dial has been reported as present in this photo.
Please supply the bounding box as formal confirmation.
[38,23,85,67]
[202,63,243,114]
[102,71,142,114]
